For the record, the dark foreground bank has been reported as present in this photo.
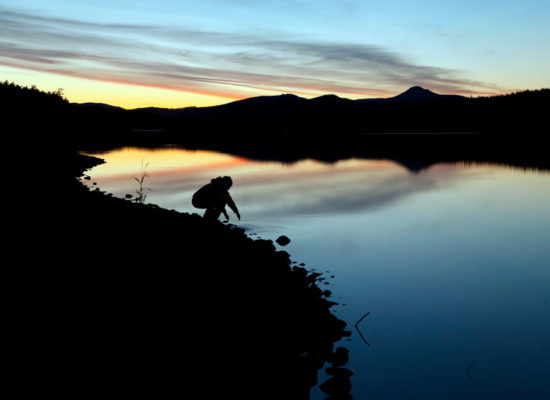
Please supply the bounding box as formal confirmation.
[49,151,349,398]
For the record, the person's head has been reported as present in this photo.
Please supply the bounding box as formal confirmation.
[211,176,233,190]
[221,176,232,189]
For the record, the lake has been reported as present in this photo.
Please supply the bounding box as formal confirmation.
[83,146,550,399]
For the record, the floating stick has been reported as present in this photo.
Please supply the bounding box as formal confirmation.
[354,312,371,347]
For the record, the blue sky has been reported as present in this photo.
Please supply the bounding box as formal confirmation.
[1,0,548,107]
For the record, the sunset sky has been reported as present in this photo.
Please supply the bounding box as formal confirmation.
[1,1,549,108]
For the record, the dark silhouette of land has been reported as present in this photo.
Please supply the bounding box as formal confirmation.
[5,80,546,171]
[5,81,549,397]
[70,85,549,140]
[8,81,353,398]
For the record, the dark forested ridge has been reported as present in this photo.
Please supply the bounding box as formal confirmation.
[170,86,548,136]
[81,86,549,141]
[4,81,548,171]
[5,81,548,143]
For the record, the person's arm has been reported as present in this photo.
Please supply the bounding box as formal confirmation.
[226,195,240,220]
[222,207,230,221]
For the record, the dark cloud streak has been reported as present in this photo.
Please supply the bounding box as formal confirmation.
[0,8,503,99]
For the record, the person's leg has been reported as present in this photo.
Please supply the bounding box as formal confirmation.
[204,206,222,221]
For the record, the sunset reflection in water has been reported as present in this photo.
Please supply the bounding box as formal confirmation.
[82,146,550,399]
[82,146,481,220]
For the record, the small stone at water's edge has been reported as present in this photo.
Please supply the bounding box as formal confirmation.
[276,235,291,246]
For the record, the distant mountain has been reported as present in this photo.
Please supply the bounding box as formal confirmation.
[76,87,458,115]
[308,94,354,111]
[73,102,126,111]
[109,86,548,136]
[169,86,461,121]
[389,86,441,102]
[9,80,536,139]
[197,86,457,110]
[220,93,304,108]
[356,86,465,103]
[309,94,353,104]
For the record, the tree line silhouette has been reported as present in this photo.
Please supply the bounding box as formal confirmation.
[3,81,549,171]
[4,81,548,143]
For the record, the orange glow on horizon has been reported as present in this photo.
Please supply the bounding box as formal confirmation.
[1,62,513,109]
[0,62,243,108]
[1,61,360,107]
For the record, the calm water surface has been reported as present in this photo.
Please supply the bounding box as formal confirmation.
[83,146,550,399]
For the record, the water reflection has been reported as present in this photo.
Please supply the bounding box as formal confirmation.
[82,147,491,219]
[83,146,550,399]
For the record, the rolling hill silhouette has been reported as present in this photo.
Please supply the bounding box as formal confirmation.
[74,102,126,111]
[155,86,546,137]
[388,85,437,101]
[384,85,463,102]
[63,86,548,141]
[355,85,460,103]
[136,86,459,119]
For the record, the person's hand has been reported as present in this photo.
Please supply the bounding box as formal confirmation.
[236,211,241,220]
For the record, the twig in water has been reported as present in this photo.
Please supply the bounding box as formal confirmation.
[354,312,371,347]
[466,359,478,384]
[355,312,371,327]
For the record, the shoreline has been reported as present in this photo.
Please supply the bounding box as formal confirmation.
[56,151,350,397]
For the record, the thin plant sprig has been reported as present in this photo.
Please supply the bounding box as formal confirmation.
[133,160,152,204]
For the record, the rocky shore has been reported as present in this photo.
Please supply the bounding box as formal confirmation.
[51,151,350,398]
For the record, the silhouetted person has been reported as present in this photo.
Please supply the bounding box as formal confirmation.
[192,176,240,222]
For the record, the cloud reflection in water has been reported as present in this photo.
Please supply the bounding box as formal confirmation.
[83,147,487,220]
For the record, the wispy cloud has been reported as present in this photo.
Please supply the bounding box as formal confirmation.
[0,8,503,101]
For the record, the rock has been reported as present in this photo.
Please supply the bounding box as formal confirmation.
[328,347,349,367]
[293,267,307,278]
[125,194,133,199]
[275,251,290,263]
[255,239,275,253]
[325,367,354,378]
[276,235,291,246]
[319,376,352,395]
